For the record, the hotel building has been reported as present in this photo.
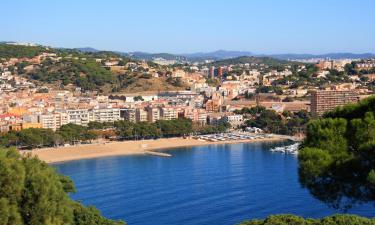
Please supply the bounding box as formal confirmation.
[310,90,359,116]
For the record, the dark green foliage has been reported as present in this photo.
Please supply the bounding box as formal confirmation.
[73,60,117,90]
[299,96,375,209]
[193,123,229,134]
[239,214,374,225]
[210,56,289,67]
[235,106,266,116]
[324,95,375,120]
[25,59,117,91]
[133,96,144,101]
[256,86,283,95]
[114,118,194,139]
[239,107,310,135]
[0,148,124,225]
[114,118,228,139]
[87,122,113,130]
[0,44,46,58]
[344,63,357,75]
[0,129,57,149]
[0,125,98,149]
[245,109,285,133]
[57,124,98,143]
[156,118,192,137]
[73,203,123,225]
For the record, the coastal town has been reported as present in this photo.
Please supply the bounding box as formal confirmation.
[0,42,374,147]
[2,1,375,225]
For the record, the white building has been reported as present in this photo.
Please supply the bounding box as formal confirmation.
[222,114,243,125]
[136,108,148,122]
[38,112,68,131]
[90,108,121,123]
[67,109,89,126]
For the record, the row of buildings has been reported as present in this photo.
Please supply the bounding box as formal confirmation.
[0,46,374,135]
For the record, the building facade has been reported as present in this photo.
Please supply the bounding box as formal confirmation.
[310,90,359,116]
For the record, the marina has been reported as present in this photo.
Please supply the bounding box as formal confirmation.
[196,132,275,142]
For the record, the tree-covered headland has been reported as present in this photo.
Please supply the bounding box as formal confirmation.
[242,96,375,224]
[0,148,125,225]
[299,96,375,209]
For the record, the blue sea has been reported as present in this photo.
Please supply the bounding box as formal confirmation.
[54,141,374,225]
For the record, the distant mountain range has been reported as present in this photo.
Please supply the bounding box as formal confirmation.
[122,52,188,61]
[267,53,375,60]
[74,47,100,53]
[181,50,253,61]
[63,47,375,62]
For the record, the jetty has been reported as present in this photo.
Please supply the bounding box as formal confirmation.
[144,151,172,157]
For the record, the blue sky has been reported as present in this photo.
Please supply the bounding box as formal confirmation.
[1,0,375,54]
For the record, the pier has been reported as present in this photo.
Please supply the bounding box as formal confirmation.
[144,151,172,157]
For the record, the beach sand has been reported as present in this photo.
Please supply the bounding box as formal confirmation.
[24,136,289,163]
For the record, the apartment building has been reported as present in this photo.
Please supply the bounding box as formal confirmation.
[121,109,136,123]
[222,114,244,128]
[222,114,243,124]
[183,108,207,125]
[38,112,68,131]
[66,109,90,126]
[90,108,121,123]
[136,108,148,122]
[146,107,160,122]
[310,90,359,116]
[159,107,178,120]
[38,114,58,130]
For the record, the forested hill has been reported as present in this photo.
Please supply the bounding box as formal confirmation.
[1,44,188,93]
[207,56,290,66]
[0,44,49,58]
[0,43,129,60]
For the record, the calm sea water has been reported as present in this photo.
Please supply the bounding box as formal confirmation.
[54,141,374,225]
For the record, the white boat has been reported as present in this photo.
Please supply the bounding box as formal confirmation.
[270,143,300,155]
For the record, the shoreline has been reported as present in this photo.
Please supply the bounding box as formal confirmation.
[23,135,292,164]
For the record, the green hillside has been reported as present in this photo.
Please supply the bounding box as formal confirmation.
[0,44,48,59]
[208,56,290,66]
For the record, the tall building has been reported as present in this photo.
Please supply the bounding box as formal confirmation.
[159,107,178,120]
[121,109,136,123]
[209,66,215,78]
[135,108,148,122]
[146,107,160,122]
[218,66,223,78]
[310,90,359,116]
[183,108,207,125]
[316,60,333,70]
[38,112,68,131]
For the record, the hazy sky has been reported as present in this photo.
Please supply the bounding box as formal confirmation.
[1,0,375,54]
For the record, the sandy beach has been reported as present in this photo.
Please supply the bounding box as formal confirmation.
[24,136,290,163]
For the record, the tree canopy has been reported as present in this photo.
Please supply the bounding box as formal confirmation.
[239,214,374,225]
[298,95,375,209]
[0,44,47,59]
[237,106,310,135]
[0,148,125,225]
[0,124,98,149]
